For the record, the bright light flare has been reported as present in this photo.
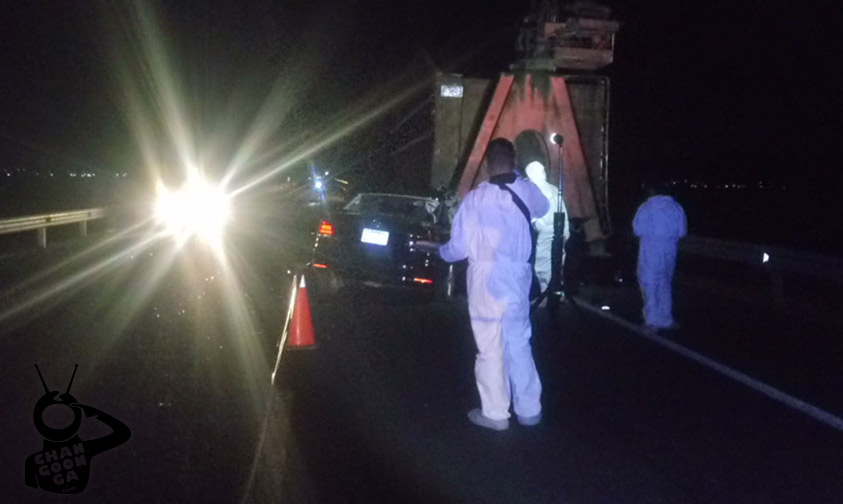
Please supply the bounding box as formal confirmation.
[155,175,231,246]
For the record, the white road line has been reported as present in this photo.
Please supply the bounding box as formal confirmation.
[574,298,843,432]
[271,275,299,386]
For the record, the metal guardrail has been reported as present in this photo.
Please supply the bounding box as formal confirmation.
[0,208,106,248]
[679,234,843,308]
[680,235,843,281]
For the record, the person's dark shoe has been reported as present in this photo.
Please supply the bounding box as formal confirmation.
[467,409,509,431]
[517,413,542,426]
[645,322,681,333]
[643,324,660,335]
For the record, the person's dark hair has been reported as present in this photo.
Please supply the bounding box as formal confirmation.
[485,138,516,174]
[642,179,670,197]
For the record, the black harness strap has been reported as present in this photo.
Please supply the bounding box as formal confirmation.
[489,173,536,265]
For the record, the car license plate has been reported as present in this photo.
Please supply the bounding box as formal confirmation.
[360,228,389,246]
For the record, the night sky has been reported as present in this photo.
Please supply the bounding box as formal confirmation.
[1,1,842,246]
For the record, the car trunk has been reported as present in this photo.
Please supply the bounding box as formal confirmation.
[325,212,437,284]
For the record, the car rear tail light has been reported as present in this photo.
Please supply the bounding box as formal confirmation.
[318,220,334,237]
[312,263,329,269]
[412,277,434,285]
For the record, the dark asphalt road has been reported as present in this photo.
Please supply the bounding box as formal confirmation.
[2,227,843,503]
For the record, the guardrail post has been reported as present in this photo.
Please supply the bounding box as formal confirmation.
[36,227,47,248]
[446,264,455,299]
[0,208,104,248]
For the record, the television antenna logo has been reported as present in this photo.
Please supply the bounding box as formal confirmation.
[25,364,131,494]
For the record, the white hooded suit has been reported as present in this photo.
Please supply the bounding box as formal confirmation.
[525,161,569,293]
[439,176,549,421]
[633,194,687,328]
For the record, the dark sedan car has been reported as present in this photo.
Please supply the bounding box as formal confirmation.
[307,193,461,299]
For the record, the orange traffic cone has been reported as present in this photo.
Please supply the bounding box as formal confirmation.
[287,275,316,349]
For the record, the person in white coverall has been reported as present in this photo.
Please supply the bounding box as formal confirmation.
[439,139,550,431]
[633,183,687,331]
[525,161,569,294]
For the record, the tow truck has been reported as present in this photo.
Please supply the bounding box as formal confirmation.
[430,1,620,304]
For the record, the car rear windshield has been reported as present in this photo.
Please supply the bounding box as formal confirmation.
[344,194,433,220]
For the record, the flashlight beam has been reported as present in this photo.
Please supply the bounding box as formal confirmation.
[230,78,432,198]
[0,230,162,327]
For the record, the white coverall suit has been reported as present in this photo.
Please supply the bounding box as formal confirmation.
[439,176,549,421]
[633,195,687,328]
[525,161,569,293]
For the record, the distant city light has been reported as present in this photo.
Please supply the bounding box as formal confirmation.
[666,179,784,190]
